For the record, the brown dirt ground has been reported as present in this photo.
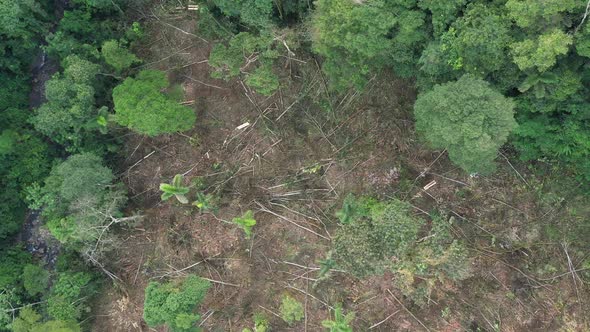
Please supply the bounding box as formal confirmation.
[91,11,589,332]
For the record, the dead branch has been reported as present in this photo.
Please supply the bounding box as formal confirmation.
[286,285,333,310]
[369,310,400,329]
[255,202,330,240]
[575,0,590,34]
[150,10,208,43]
[387,289,431,332]
[183,75,227,90]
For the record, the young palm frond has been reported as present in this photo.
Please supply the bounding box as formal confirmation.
[159,174,190,204]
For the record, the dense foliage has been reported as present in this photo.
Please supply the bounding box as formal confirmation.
[143,275,211,331]
[311,0,590,179]
[0,0,138,329]
[333,196,471,304]
[113,70,196,136]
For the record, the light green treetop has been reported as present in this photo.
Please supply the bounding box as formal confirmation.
[414,75,517,174]
[113,70,196,136]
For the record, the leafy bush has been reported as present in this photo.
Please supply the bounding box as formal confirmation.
[245,64,279,96]
[22,264,50,297]
[279,294,303,325]
[335,194,379,224]
[333,198,422,277]
[242,312,269,332]
[143,275,211,331]
[333,197,472,305]
[192,192,217,213]
[208,31,282,96]
[414,75,517,174]
[113,70,196,136]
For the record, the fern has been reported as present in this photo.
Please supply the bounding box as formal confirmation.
[322,305,354,332]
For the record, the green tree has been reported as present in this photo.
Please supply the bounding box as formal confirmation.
[0,0,47,73]
[438,4,512,76]
[210,0,274,28]
[113,70,196,136]
[22,264,50,297]
[143,275,211,332]
[505,0,579,29]
[311,0,427,90]
[414,75,517,174]
[418,0,467,37]
[32,55,101,150]
[511,29,573,72]
[47,272,94,322]
[11,307,41,332]
[101,39,139,72]
[27,153,128,259]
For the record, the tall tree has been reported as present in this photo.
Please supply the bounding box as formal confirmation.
[414,75,517,173]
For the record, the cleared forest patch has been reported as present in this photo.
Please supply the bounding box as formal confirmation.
[91,8,589,332]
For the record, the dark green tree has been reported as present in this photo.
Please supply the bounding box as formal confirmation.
[32,55,101,150]
[312,0,427,90]
[22,264,50,297]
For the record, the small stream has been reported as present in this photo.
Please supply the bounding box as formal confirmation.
[18,0,70,266]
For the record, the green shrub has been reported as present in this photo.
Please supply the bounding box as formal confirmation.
[333,198,421,277]
[322,305,354,332]
[113,70,196,136]
[245,64,279,96]
[335,194,380,224]
[143,275,211,331]
[333,197,472,305]
[279,294,303,325]
[232,210,257,239]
